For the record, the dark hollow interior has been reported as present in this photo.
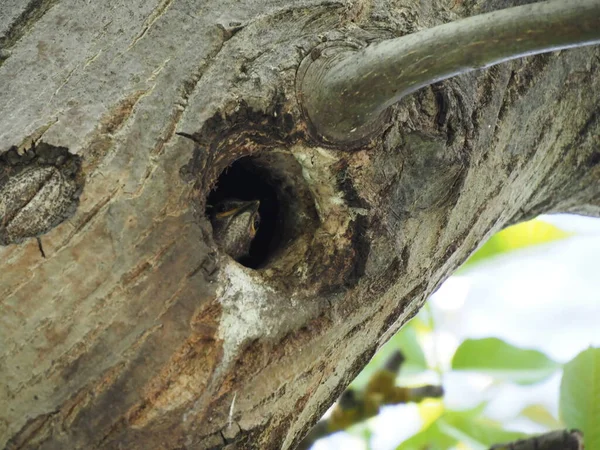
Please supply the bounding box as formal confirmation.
[206,157,282,269]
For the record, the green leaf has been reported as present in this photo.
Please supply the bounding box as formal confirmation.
[459,219,571,272]
[397,406,526,450]
[519,404,562,429]
[395,418,458,450]
[442,412,526,448]
[559,347,600,450]
[451,338,561,385]
[347,421,373,446]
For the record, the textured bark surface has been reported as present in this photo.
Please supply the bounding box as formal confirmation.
[0,0,599,449]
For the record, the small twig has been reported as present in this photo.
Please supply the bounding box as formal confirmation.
[297,350,443,449]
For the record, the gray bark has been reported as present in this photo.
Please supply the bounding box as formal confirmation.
[297,0,600,144]
[0,0,598,449]
[489,429,584,450]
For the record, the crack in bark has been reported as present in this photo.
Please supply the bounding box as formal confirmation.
[5,322,163,448]
[59,326,162,447]
[5,409,59,450]
[128,30,231,198]
[83,89,151,176]
[126,0,176,52]
[49,64,80,101]
[57,186,119,250]
[0,271,35,307]
[83,49,103,69]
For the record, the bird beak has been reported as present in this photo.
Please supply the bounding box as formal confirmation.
[215,200,260,219]
[239,200,260,214]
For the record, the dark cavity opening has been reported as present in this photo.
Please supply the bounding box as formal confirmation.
[206,157,282,269]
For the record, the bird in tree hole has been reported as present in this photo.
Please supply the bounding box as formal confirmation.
[210,199,261,260]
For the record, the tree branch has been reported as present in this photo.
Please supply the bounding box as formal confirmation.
[298,0,600,145]
[489,429,584,450]
[297,351,443,449]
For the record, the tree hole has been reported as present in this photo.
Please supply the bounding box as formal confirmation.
[206,155,313,269]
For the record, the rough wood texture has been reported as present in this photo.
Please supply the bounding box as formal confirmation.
[490,429,584,450]
[297,0,600,144]
[0,0,599,449]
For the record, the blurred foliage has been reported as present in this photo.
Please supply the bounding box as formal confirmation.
[519,405,563,429]
[397,405,525,450]
[559,347,600,450]
[351,425,374,449]
[314,219,593,450]
[459,219,571,272]
[452,338,561,385]
[351,318,429,391]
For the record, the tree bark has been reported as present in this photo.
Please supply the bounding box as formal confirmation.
[297,0,600,144]
[0,1,598,449]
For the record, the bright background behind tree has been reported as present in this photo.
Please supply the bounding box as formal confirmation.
[314,214,600,450]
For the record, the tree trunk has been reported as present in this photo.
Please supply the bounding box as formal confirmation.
[0,0,598,449]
